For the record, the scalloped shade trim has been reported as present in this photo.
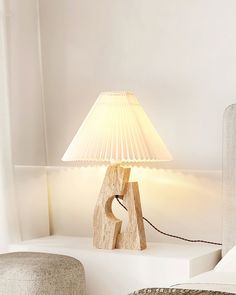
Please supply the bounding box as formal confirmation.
[62,92,172,163]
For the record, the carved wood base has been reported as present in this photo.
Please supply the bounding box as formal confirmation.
[93,164,146,250]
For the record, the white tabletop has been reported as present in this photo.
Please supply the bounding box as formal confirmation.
[10,235,222,295]
[11,235,221,258]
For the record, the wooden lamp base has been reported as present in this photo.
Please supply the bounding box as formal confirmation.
[93,164,146,250]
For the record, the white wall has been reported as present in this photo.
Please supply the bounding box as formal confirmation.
[36,0,233,242]
[48,167,222,243]
[8,0,47,166]
[6,0,49,239]
[0,0,20,250]
[2,0,227,244]
[39,0,236,170]
[14,166,49,240]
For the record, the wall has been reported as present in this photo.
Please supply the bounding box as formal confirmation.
[2,0,228,244]
[0,0,20,250]
[6,0,49,239]
[34,0,234,242]
[14,166,49,240]
[4,0,230,243]
[48,167,222,243]
[8,0,47,166]
[39,0,236,170]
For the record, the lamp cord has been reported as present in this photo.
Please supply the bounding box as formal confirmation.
[115,196,222,246]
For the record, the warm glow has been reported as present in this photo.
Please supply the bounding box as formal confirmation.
[62,91,172,163]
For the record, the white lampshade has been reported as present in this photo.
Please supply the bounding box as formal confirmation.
[62,92,172,163]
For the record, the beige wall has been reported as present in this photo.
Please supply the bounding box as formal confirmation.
[39,0,236,170]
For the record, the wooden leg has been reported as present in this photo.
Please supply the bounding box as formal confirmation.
[116,182,147,250]
[93,164,147,250]
[93,164,130,249]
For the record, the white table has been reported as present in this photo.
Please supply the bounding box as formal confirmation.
[10,236,221,295]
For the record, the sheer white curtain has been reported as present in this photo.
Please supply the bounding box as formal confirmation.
[0,0,20,252]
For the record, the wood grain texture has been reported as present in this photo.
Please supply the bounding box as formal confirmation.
[93,164,147,250]
[93,164,131,249]
[116,182,147,250]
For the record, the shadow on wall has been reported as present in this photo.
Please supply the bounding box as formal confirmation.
[45,166,222,244]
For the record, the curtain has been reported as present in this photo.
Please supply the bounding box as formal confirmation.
[0,0,20,252]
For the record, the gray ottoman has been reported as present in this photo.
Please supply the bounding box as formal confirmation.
[0,252,86,295]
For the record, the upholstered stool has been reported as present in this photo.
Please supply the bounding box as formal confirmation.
[0,252,86,295]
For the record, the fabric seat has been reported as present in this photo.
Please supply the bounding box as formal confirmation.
[0,252,86,295]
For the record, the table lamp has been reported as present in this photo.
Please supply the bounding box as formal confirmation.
[62,92,172,250]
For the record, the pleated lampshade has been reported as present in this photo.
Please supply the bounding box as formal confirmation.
[62,92,172,163]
